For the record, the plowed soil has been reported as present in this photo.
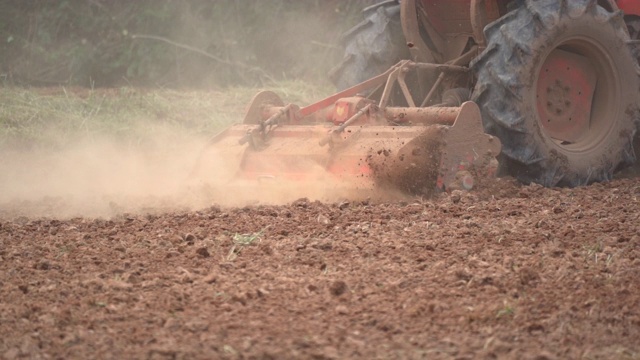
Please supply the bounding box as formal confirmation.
[1,177,640,360]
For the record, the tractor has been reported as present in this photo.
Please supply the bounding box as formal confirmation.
[201,0,640,198]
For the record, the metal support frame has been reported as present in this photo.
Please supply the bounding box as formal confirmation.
[378,61,469,109]
[241,59,472,150]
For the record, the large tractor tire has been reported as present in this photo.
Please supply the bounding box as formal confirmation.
[472,0,640,187]
[330,0,408,90]
[627,16,640,39]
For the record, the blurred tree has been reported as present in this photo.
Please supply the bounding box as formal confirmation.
[0,0,381,87]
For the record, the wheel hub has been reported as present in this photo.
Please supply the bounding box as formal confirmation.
[536,49,597,143]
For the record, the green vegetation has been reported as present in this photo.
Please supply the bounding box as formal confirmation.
[496,303,515,318]
[227,228,267,261]
[0,0,378,88]
[0,1,363,149]
[583,240,605,263]
[0,80,333,150]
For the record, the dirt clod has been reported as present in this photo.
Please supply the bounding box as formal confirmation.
[195,247,210,258]
[329,280,348,297]
[202,273,217,284]
[450,190,463,204]
[34,260,51,270]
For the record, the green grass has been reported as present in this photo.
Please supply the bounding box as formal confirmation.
[0,80,333,151]
[232,231,264,246]
[583,240,605,263]
[496,302,515,318]
[226,228,267,261]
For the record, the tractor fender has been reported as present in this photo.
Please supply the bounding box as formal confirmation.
[618,0,640,17]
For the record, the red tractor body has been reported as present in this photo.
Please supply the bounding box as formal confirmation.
[618,0,640,16]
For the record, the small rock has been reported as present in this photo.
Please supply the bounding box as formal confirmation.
[313,241,333,251]
[202,273,217,284]
[257,288,270,297]
[107,280,133,290]
[34,260,51,271]
[165,251,181,259]
[293,198,310,208]
[317,214,330,225]
[140,279,160,289]
[338,201,350,210]
[519,266,540,286]
[185,318,209,332]
[455,269,472,282]
[177,267,196,283]
[260,244,274,255]
[527,323,545,333]
[125,273,142,284]
[336,305,349,315]
[163,317,181,331]
[532,351,556,360]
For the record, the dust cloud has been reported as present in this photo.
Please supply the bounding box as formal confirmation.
[0,126,380,219]
[0,131,211,218]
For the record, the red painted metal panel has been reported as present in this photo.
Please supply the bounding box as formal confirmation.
[418,0,500,35]
[618,0,640,17]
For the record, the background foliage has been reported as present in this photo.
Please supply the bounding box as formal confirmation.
[0,0,379,88]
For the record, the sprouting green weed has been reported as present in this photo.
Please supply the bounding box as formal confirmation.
[583,240,605,263]
[583,240,604,256]
[232,230,263,246]
[605,254,614,266]
[226,228,267,261]
[496,303,514,318]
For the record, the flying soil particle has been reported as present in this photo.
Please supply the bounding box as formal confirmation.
[368,126,446,196]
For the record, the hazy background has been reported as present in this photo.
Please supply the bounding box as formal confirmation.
[0,0,380,88]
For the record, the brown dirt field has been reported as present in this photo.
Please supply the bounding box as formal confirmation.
[1,177,640,359]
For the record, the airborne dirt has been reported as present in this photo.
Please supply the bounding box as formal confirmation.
[1,175,640,359]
